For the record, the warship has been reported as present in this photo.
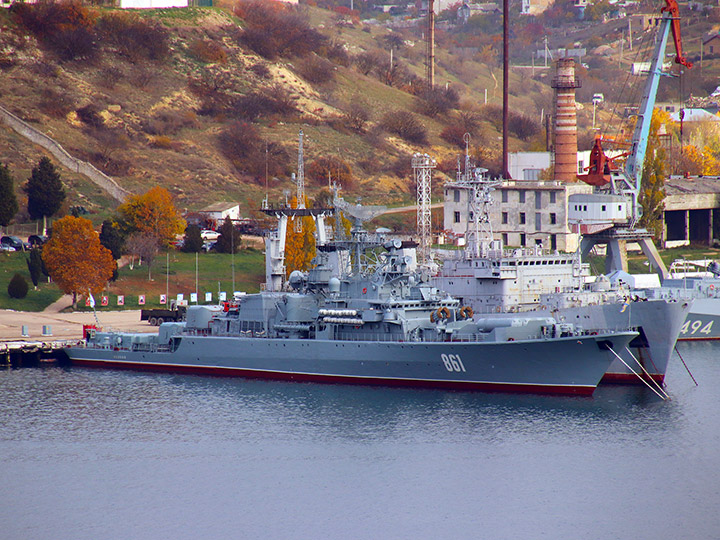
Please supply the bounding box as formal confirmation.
[64,208,638,396]
[433,166,691,385]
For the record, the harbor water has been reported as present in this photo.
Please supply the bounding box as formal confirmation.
[2,342,719,540]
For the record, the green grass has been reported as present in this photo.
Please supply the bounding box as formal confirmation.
[74,248,266,311]
[0,252,64,311]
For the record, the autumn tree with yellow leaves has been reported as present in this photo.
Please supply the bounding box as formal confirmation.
[638,109,668,240]
[42,216,115,309]
[284,196,316,277]
[117,186,185,247]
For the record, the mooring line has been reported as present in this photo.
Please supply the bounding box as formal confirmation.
[624,346,671,400]
[607,348,667,400]
[675,345,698,386]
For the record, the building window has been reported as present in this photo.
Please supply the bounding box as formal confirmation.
[454,211,461,223]
[550,213,557,225]
[520,212,526,224]
[519,191,526,203]
[520,233,526,246]
[551,234,557,250]
[550,191,556,204]
[454,189,460,202]
[578,160,584,174]
[502,190,508,203]
[502,212,508,224]
[502,233,508,245]
[535,191,542,209]
[535,212,541,231]
[601,205,606,212]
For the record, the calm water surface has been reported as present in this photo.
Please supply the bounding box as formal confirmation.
[2,342,719,540]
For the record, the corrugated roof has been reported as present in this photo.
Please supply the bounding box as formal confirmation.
[200,202,239,212]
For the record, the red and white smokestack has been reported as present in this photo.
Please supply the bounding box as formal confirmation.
[551,58,581,182]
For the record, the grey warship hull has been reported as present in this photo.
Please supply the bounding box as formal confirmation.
[65,330,635,396]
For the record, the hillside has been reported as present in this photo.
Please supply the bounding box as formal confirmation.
[0,2,552,226]
[0,1,716,228]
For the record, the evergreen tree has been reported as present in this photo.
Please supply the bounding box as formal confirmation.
[182,224,204,253]
[26,248,43,289]
[99,219,125,260]
[24,157,66,233]
[0,162,19,228]
[215,217,242,254]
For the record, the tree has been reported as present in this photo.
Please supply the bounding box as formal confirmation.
[0,162,19,228]
[125,232,160,280]
[24,157,65,234]
[638,109,667,239]
[117,186,184,247]
[215,217,242,254]
[26,248,43,289]
[284,196,316,276]
[182,224,203,253]
[99,219,125,260]
[42,216,115,308]
[7,273,28,299]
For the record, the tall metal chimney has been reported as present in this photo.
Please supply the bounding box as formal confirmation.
[426,0,435,88]
[551,58,581,182]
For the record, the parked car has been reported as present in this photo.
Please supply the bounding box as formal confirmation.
[28,234,48,247]
[0,244,15,252]
[1,236,30,251]
[200,229,220,241]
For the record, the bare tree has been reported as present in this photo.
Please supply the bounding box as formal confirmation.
[125,232,160,280]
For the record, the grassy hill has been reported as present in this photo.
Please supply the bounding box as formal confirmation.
[0,2,550,226]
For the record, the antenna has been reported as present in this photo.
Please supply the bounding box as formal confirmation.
[295,130,305,232]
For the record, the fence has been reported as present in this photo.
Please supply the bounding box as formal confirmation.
[0,104,130,203]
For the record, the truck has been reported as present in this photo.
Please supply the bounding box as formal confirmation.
[140,301,186,326]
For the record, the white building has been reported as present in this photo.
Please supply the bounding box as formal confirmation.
[444,179,593,252]
[119,0,188,7]
[199,202,242,225]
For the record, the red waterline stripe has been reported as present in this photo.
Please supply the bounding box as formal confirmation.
[69,358,597,396]
[601,372,664,385]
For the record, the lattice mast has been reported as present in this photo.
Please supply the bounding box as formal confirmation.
[456,135,498,258]
[412,153,436,266]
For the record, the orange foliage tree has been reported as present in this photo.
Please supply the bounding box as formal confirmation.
[117,186,185,247]
[284,196,316,277]
[42,216,115,308]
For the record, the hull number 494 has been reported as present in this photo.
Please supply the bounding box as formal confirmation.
[680,319,713,336]
[441,353,466,372]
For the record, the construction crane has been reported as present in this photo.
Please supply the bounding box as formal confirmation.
[568,0,692,279]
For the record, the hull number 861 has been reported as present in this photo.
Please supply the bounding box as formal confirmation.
[441,353,466,372]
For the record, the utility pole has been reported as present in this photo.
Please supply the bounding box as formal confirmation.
[502,0,509,178]
[427,0,435,88]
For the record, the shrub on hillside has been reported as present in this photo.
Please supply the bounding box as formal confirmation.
[231,85,298,122]
[11,2,96,61]
[342,102,371,133]
[76,104,104,128]
[188,39,227,64]
[381,110,428,145]
[218,121,290,180]
[38,88,76,119]
[508,113,540,141]
[295,55,335,85]
[8,272,28,299]
[306,157,353,189]
[234,1,326,60]
[95,12,169,62]
[416,86,460,118]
